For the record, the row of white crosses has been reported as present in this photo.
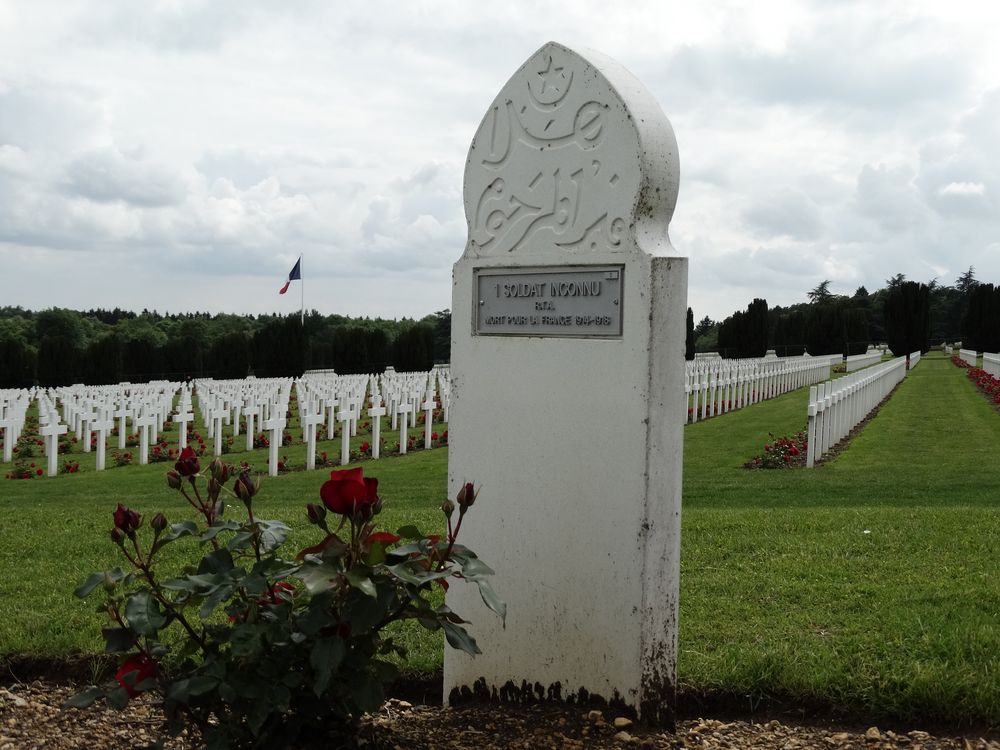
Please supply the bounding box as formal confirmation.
[192,378,295,477]
[12,368,452,479]
[983,352,1000,378]
[959,348,978,367]
[845,349,883,372]
[805,356,909,467]
[53,382,180,469]
[908,350,922,369]
[1,389,33,463]
[683,355,832,424]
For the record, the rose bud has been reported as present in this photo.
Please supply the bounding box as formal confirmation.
[441,497,455,518]
[110,527,125,545]
[234,472,256,502]
[166,470,182,490]
[174,446,200,478]
[306,502,327,526]
[209,457,229,483]
[151,513,168,534]
[113,503,142,536]
[456,482,477,509]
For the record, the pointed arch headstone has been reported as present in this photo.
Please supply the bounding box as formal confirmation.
[445,42,687,725]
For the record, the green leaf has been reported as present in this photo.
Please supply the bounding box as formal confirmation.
[227,530,254,551]
[386,563,453,586]
[102,627,137,653]
[345,568,377,598]
[310,637,346,696]
[298,561,341,595]
[476,579,506,625]
[344,586,396,634]
[257,519,290,552]
[395,524,423,539]
[124,591,166,637]
[200,520,241,542]
[443,621,482,656]
[74,567,126,598]
[198,584,234,619]
[461,557,495,578]
[74,573,106,599]
[106,686,130,710]
[62,686,104,709]
[230,625,263,658]
[187,675,219,697]
[151,520,199,553]
[198,548,236,574]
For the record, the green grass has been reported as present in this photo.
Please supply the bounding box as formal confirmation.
[3,353,1000,723]
[0,436,449,673]
[681,352,1000,723]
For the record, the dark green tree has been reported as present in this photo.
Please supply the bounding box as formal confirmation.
[717,298,768,358]
[685,308,695,360]
[962,283,1000,352]
[884,282,931,356]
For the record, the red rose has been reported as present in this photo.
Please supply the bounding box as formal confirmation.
[115,653,156,697]
[360,441,370,454]
[174,446,200,477]
[431,432,439,441]
[36,468,43,476]
[320,467,379,516]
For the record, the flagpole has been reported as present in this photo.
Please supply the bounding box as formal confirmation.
[300,253,304,326]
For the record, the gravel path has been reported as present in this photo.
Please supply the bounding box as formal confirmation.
[2,682,999,749]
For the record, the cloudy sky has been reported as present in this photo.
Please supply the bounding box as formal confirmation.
[1,0,999,323]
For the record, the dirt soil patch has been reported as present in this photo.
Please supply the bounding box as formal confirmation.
[3,680,1000,750]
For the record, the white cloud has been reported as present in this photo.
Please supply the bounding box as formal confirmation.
[1,1,1000,322]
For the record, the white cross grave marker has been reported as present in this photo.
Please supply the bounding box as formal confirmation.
[40,421,68,477]
[92,415,114,471]
[301,411,324,471]
[262,415,286,477]
[368,398,386,460]
[134,410,156,465]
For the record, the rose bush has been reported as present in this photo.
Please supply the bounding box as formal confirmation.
[744,430,808,469]
[68,462,502,749]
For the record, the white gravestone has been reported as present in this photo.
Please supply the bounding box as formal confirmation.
[262,415,286,477]
[244,403,259,452]
[115,404,130,449]
[173,408,194,450]
[338,404,353,466]
[40,421,68,477]
[368,400,386,460]
[422,393,435,449]
[444,42,686,726]
[92,416,114,472]
[302,411,324,471]
[134,411,156,466]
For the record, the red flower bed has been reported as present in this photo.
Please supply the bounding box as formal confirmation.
[967,367,1000,405]
[744,431,808,469]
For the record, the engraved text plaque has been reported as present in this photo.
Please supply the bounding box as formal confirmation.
[475,266,624,337]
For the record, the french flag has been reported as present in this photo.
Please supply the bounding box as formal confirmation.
[279,258,301,295]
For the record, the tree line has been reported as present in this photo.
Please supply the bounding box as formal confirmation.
[0,307,452,388]
[686,267,1000,359]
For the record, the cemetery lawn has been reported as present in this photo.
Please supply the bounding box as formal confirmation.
[4,352,1000,725]
[0,444,449,676]
[681,352,1000,725]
